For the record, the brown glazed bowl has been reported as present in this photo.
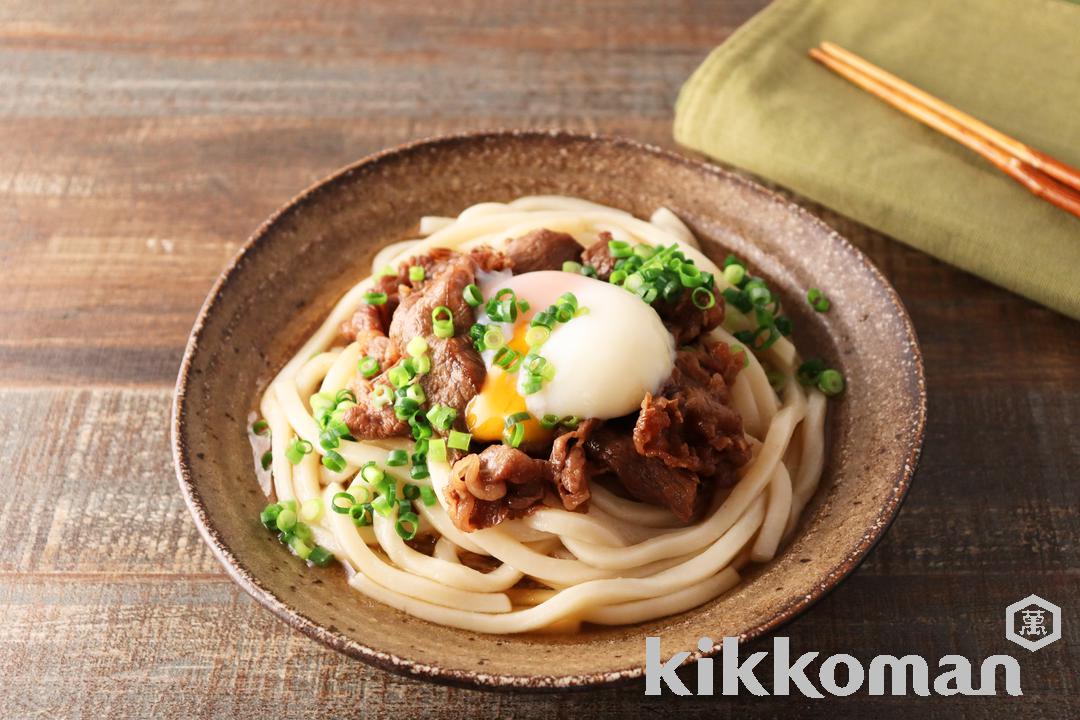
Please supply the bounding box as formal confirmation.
[173,130,925,690]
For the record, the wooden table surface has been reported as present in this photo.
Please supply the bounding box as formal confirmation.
[2,1,1077,717]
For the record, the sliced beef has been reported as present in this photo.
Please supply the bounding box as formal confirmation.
[654,287,726,345]
[549,418,598,511]
[388,254,477,348]
[342,382,409,439]
[581,233,618,280]
[420,336,486,415]
[505,228,582,274]
[634,341,751,486]
[445,446,550,532]
[340,302,388,342]
[585,426,708,522]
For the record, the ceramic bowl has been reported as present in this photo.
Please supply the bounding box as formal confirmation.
[173,130,926,690]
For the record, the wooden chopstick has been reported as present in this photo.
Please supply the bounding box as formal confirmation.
[809,43,1080,220]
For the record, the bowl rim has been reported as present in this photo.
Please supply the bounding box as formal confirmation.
[172,128,927,691]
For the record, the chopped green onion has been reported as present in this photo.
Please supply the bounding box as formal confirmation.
[361,462,385,484]
[723,263,746,286]
[251,419,270,436]
[561,415,580,430]
[817,369,845,396]
[517,299,530,313]
[431,306,454,338]
[407,336,429,358]
[504,421,525,448]
[281,499,297,514]
[520,375,543,395]
[363,291,388,305]
[505,411,531,427]
[408,265,425,282]
[260,450,273,471]
[796,358,827,387]
[350,503,372,526]
[350,481,374,503]
[420,485,438,506]
[405,383,426,405]
[292,522,313,542]
[609,269,627,285]
[394,397,420,421]
[483,326,505,351]
[386,449,409,466]
[539,413,560,430]
[525,326,550,347]
[410,463,430,480]
[372,495,395,517]
[425,404,457,432]
[288,534,313,560]
[403,484,421,500]
[765,368,786,392]
[447,430,471,451]
[723,254,746,270]
[378,264,396,277]
[331,492,355,514]
[428,438,447,463]
[396,511,420,540]
[413,353,431,374]
[286,438,313,465]
[308,545,334,566]
[260,503,282,530]
[608,240,632,258]
[463,283,483,307]
[691,287,716,310]
[493,346,521,371]
[358,356,381,378]
[300,498,324,522]
[678,264,703,287]
[562,260,583,273]
[774,316,792,336]
[387,364,414,389]
[335,389,356,405]
[371,384,392,408]
[322,450,347,473]
[275,507,297,533]
[409,415,433,440]
[469,322,487,350]
[807,287,831,313]
[318,428,340,451]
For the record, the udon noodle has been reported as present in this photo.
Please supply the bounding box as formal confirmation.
[256,196,827,633]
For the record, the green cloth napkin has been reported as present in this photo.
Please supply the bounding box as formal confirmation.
[674,0,1080,320]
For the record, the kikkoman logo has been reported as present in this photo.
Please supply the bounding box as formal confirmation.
[644,637,1023,697]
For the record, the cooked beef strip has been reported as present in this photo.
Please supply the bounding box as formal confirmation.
[654,287,726,345]
[446,445,550,532]
[343,247,509,441]
[388,253,478,348]
[585,425,708,522]
[421,336,486,417]
[549,418,598,511]
[634,341,751,486]
[342,382,409,439]
[581,233,617,280]
[505,228,583,274]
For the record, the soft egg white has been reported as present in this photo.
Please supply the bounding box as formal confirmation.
[474,271,674,425]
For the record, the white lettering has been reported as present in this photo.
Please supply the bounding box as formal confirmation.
[644,636,690,695]
[818,654,864,696]
[722,637,768,696]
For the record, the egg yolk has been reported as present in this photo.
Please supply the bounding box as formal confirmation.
[465,319,552,445]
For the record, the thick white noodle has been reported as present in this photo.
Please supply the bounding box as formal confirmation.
[253,197,827,633]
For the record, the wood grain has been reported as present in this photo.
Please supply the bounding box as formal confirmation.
[1,1,1077,717]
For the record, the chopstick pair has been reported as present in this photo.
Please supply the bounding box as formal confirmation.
[809,42,1080,220]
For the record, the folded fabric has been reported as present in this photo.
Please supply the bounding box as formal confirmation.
[675,0,1080,320]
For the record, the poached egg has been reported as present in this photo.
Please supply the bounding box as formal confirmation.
[466,270,675,444]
